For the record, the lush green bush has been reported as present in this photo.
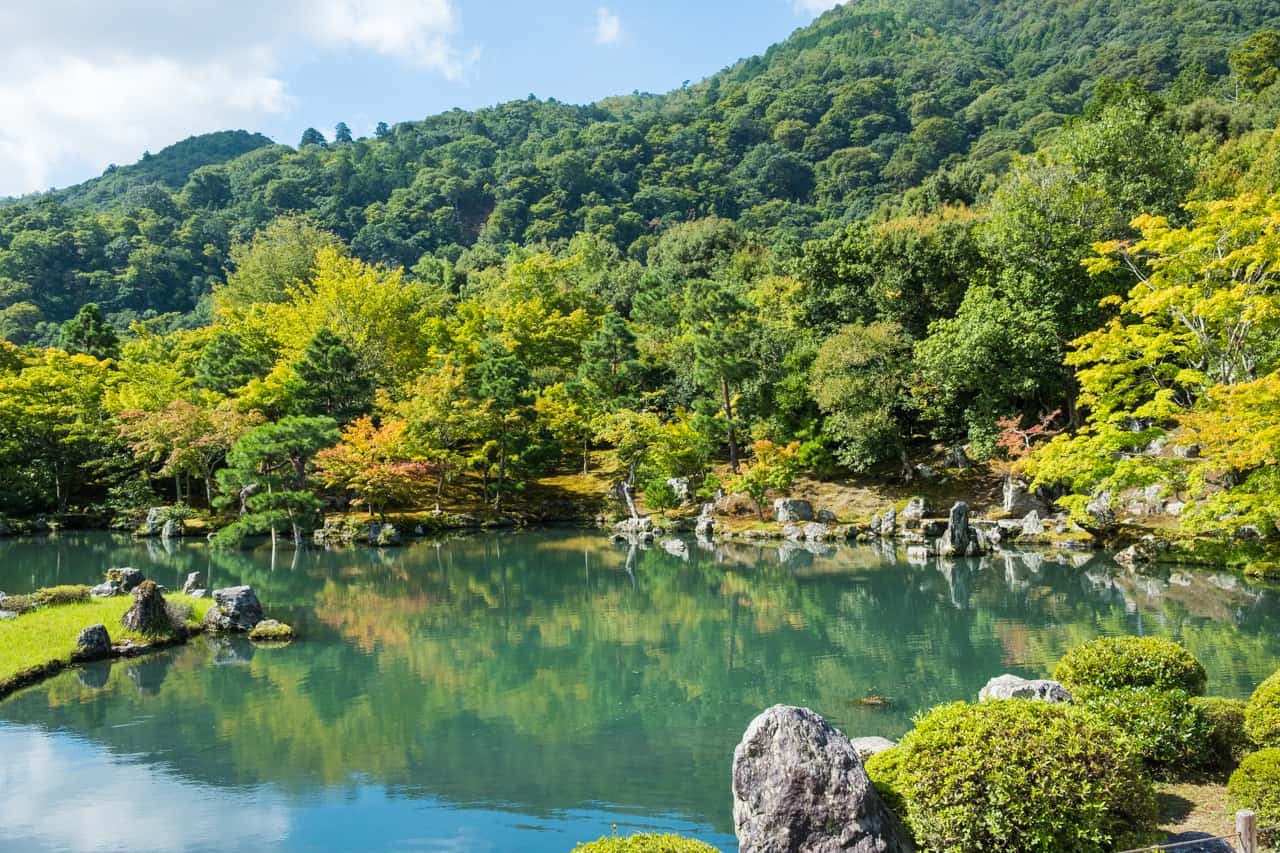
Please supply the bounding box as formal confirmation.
[0,585,91,614]
[1245,670,1280,748]
[864,745,908,816]
[885,700,1155,852]
[570,834,719,852]
[1079,687,1211,779]
[1053,636,1207,695]
[1228,748,1280,827]
[1191,696,1251,771]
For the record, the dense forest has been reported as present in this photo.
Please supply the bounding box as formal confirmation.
[3,0,1280,551]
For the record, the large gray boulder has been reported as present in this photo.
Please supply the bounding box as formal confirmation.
[900,498,929,523]
[732,704,914,853]
[161,519,181,540]
[76,624,112,660]
[774,499,814,524]
[181,572,202,595]
[203,586,264,633]
[872,507,897,538]
[979,674,1072,703]
[1002,476,1046,516]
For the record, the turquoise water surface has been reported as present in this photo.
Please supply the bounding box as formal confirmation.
[1,530,1278,852]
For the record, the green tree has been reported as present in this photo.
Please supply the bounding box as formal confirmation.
[215,415,339,547]
[58,303,118,360]
[292,328,373,423]
[1231,31,1280,95]
[810,322,913,474]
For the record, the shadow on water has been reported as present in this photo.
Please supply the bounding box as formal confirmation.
[2,530,1279,851]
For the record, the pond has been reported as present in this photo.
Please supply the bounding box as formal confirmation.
[1,530,1278,852]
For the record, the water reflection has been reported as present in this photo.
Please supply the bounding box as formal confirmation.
[1,531,1278,852]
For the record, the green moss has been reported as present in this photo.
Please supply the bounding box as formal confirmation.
[1191,696,1251,772]
[887,700,1156,852]
[248,620,295,642]
[1053,636,1207,695]
[0,592,212,696]
[1245,670,1280,748]
[1228,748,1280,827]
[570,834,719,852]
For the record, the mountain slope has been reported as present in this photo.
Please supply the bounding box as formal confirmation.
[0,0,1277,335]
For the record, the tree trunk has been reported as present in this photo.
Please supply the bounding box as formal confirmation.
[583,438,590,475]
[435,465,446,513]
[494,441,507,511]
[722,377,740,474]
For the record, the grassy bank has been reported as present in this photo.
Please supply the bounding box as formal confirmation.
[0,592,212,699]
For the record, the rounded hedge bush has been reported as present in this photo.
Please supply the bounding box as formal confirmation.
[1228,748,1280,828]
[571,835,719,852]
[1079,687,1211,779]
[1191,696,1251,771]
[885,700,1156,852]
[1245,670,1280,747]
[1053,636,1207,695]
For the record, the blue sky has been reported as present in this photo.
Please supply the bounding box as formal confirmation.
[0,1,841,197]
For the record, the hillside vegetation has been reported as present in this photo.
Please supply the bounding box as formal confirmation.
[0,2,1279,557]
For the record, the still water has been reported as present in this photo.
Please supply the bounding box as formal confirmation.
[1,530,1278,852]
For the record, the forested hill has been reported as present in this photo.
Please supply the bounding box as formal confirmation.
[2,0,1277,339]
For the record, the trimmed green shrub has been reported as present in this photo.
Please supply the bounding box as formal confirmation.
[1228,748,1280,828]
[886,700,1156,852]
[1053,636,1207,695]
[864,745,908,816]
[1191,696,1251,771]
[571,834,720,852]
[1246,670,1280,747]
[1079,687,1211,779]
[35,585,91,606]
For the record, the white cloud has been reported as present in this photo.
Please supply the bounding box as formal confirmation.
[0,1,473,197]
[593,7,623,45]
[310,0,471,77]
[793,0,844,15]
[0,724,291,852]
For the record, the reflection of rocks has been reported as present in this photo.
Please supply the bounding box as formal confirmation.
[76,661,111,689]
[660,538,688,560]
[127,654,173,694]
[210,636,257,666]
[979,674,1072,703]
[733,704,913,853]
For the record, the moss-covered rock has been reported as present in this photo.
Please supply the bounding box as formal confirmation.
[248,619,295,642]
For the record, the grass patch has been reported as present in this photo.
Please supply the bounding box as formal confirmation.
[0,593,212,695]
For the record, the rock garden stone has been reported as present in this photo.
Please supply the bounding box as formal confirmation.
[732,704,914,853]
[203,585,264,633]
[773,498,814,524]
[849,736,897,761]
[816,509,837,523]
[121,581,171,634]
[979,674,1072,703]
[1021,510,1045,536]
[938,502,985,557]
[90,581,120,598]
[901,497,929,522]
[76,624,112,660]
[803,522,831,542]
[181,572,202,595]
